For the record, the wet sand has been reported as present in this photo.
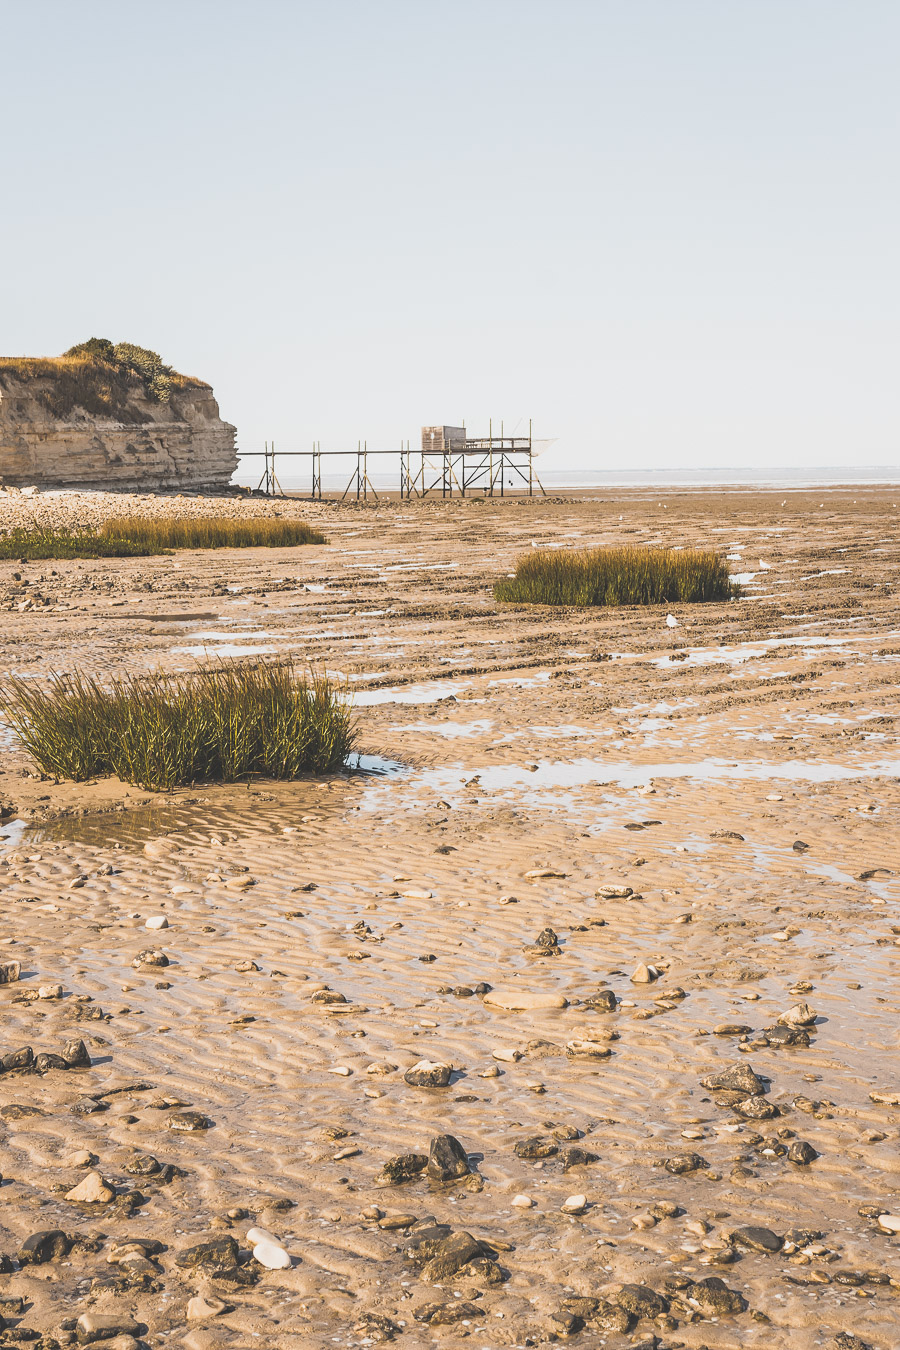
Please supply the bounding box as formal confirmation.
[0,487,899,1349]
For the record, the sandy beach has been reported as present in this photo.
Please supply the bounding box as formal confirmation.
[0,485,898,1350]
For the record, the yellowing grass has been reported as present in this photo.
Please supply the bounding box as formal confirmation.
[100,516,327,550]
[494,545,737,607]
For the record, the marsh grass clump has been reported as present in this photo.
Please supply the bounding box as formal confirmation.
[99,516,328,550]
[0,526,157,561]
[0,662,355,791]
[494,545,737,607]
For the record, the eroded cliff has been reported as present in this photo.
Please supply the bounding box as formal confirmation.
[0,341,237,490]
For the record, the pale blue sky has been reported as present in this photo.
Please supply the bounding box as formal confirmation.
[2,1,898,472]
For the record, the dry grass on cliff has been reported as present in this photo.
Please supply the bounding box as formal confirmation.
[494,545,737,607]
[0,351,205,420]
[100,516,327,549]
[1,662,356,791]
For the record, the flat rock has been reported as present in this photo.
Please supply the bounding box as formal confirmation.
[76,1311,141,1344]
[616,1284,669,1318]
[701,1062,767,1096]
[731,1224,782,1252]
[65,1170,115,1204]
[17,1229,71,1264]
[404,1060,452,1087]
[483,989,568,1011]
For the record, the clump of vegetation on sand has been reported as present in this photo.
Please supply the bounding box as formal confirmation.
[99,516,327,550]
[494,545,737,606]
[0,526,157,560]
[0,517,326,559]
[0,662,355,791]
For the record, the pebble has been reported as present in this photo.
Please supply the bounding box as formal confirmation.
[631,962,659,983]
[329,1065,352,1076]
[187,1295,230,1321]
[511,1194,535,1208]
[561,1194,587,1214]
[524,868,567,879]
[252,1237,291,1269]
[877,1214,900,1233]
[65,1170,115,1204]
[145,915,169,930]
[404,1060,452,1087]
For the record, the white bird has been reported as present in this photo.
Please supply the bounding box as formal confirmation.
[758,559,771,570]
[665,614,678,628]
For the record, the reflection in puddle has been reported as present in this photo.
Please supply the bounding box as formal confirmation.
[352,680,471,706]
[172,644,278,659]
[395,719,493,738]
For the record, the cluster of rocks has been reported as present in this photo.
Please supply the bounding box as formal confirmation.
[0,1038,90,1075]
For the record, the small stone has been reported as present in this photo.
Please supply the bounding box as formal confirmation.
[731,1225,783,1252]
[876,1213,900,1233]
[483,989,568,1011]
[787,1140,818,1165]
[684,1275,748,1316]
[187,1296,230,1321]
[561,1147,600,1171]
[631,963,659,983]
[63,1039,91,1068]
[616,1284,669,1317]
[75,1312,140,1344]
[511,1194,535,1208]
[145,916,168,930]
[378,1153,428,1185]
[65,1171,115,1204]
[132,949,168,969]
[167,1111,214,1132]
[0,960,21,984]
[17,1230,71,1265]
[595,885,633,899]
[252,1237,291,1269]
[664,1152,707,1174]
[404,1060,452,1088]
[777,1002,817,1027]
[524,868,567,879]
[561,1194,587,1214]
[701,1062,767,1096]
[175,1236,240,1269]
[583,989,618,1012]
[514,1136,558,1160]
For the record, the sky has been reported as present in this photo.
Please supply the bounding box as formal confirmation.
[2,0,898,475]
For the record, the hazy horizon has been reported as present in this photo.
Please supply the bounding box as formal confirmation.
[3,1,898,474]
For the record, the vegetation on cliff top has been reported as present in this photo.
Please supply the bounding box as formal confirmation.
[0,338,205,420]
[0,661,356,790]
[494,545,737,607]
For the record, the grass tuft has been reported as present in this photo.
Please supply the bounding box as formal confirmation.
[0,517,326,559]
[494,545,737,607]
[100,516,327,550]
[0,662,356,791]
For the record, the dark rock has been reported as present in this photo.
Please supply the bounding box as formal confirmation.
[17,1230,71,1265]
[783,1228,823,1245]
[473,983,491,995]
[514,1136,559,1160]
[75,1310,141,1344]
[731,1225,783,1253]
[419,1231,483,1281]
[710,831,745,841]
[427,1134,471,1182]
[584,989,618,1012]
[404,1062,451,1088]
[379,1153,428,1185]
[34,1053,69,1074]
[714,1023,754,1036]
[1,1047,34,1072]
[71,1097,108,1115]
[63,1039,92,1068]
[132,949,168,968]
[735,1096,778,1119]
[683,1276,747,1315]
[787,1140,818,1165]
[833,1270,866,1286]
[167,1111,213,1132]
[210,1264,259,1287]
[562,1298,634,1333]
[414,1301,481,1325]
[834,1336,872,1350]
[124,1155,161,1176]
[465,1255,506,1284]
[175,1236,239,1269]
[616,1284,669,1318]
[664,1152,707,1174]
[701,1063,767,1096]
[551,1310,582,1336]
[792,840,810,852]
[760,1025,810,1047]
[561,1147,600,1171]
[352,1313,400,1343]
[453,986,474,998]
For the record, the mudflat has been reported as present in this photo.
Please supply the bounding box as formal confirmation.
[0,486,898,1349]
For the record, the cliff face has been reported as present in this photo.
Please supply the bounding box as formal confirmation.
[0,356,237,490]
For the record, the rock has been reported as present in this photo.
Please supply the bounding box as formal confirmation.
[65,1171,115,1204]
[511,1194,534,1208]
[404,1061,452,1087]
[167,1111,213,1132]
[683,1276,747,1315]
[524,868,567,879]
[710,830,744,840]
[483,989,568,1011]
[0,960,21,983]
[175,1237,240,1269]
[595,885,633,899]
[616,1284,669,1318]
[876,1214,900,1234]
[561,1194,587,1214]
[561,1147,599,1171]
[145,916,169,930]
[63,1038,91,1068]
[378,1153,428,1185]
[186,1296,230,1321]
[132,949,168,968]
[760,1024,810,1047]
[419,1231,484,1281]
[701,1062,767,1096]
[252,1237,291,1269]
[35,1052,69,1073]
[17,1229,71,1264]
[787,1140,818,1165]
[664,1152,707,1174]
[869,1090,900,1106]
[735,1095,777,1119]
[427,1134,471,1182]
[714,1023,754,1036]
[583,989,618,1012]
[566,1039,612,1059]
[792,839,810,852]
[514,1136,558,1160]
[1,1046,34,1072]
[561,1298,633,1333]
[834,1337,873,1350]
[631,963,659,983]
[311,990,347,1005]
[75,1312,140,1344]
[731,1225,783,1253]
[777,1002,817,1027]
[414,1301,481,1325]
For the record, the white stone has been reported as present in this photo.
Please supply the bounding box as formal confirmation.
[511,1194,534,1208]
[483,989,568,1011]
[561,1194,587,1214]
[187,1295,229,1320]
[145,915,169,930]
[65,1170,115,1203]
[878,1214,900,1233]
[252,1238,291,1269]
[524,868,567,879]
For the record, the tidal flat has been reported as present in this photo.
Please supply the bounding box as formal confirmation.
[0,486,898,1349]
